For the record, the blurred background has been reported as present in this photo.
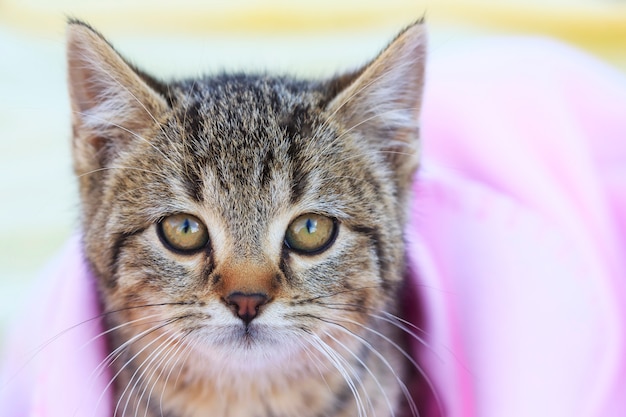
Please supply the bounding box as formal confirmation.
[0,0,625,348]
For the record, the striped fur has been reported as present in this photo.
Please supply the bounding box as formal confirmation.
[68,19,428,417]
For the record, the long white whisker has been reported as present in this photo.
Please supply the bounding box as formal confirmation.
[115,330,176,417]
[113,331,172,416]
[314,301,438,358]
[372,312,441,360]
[173,338,198,390]
[93,317,183,416]
[325,319,420,417]
[99,317,171,376]
[308,333,367,417]
[139,331,191,417]
[372,315,446,417]
[322,329,393,417]
[292,336,332,390]
[71,314,165,417]
[81,314,165,352]
[120,331,177,417]
[2,311,147,394]
[153,332,190,417]
[298,296,437,417]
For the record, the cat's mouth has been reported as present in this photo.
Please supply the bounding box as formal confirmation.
[196,319,286,350]
[234,322,265,344]
[179,321,305,373]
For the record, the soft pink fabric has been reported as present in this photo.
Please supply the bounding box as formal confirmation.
[0,236,111,417]
[1,37,625,416]
[409,38,626,416]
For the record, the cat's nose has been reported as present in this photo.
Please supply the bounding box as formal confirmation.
[225,292,269,325]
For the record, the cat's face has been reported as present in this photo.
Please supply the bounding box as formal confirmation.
[67,21,425,378]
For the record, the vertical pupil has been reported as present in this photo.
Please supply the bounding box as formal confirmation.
[306,218,317,234]
[181,219,191,234]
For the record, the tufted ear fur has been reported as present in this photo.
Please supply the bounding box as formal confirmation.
[67,20,169,175]
[326,21,426,190]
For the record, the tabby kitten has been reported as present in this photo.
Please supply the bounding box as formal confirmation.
[67,18,427,417]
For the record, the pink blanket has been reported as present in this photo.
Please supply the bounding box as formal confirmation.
[2,37,625,416]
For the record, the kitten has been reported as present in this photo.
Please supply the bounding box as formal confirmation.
[67,18,427,417]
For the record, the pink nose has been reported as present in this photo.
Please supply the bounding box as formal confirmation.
[225,292,269,325]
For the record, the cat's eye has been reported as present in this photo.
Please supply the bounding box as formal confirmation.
[158,213,209,253]
[284,213,337,254]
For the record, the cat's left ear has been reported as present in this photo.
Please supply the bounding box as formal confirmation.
[326,21,426,189]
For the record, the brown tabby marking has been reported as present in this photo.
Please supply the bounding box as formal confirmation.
[67,18,429,417]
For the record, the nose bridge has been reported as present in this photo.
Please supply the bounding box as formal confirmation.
[216,259,277,298]
[216,197,279,296]
[226,211,270,262]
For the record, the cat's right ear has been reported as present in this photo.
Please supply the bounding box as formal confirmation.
[67,20,169,173]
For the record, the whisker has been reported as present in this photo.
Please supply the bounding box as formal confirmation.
[312,301,434,354]
[80,313,165,352]
[163,334,200,414]
[292,335,332,390]
[307,333,368,417]
[339,315,441,417]
[121,330,181,417]
[322,329,394,417]
[117,330,175,417]
[1,302,191,397]
[295,285,384,305]
[321,317,421,417]
[298,311,416,416]
[135,332,190,417]
[93,316,189,416]
[99,325,172,417]
[94,309,194,375]
[70,314,168,417]
[151,331,190,417]
[295,302,442,417]
[371,312,439,359]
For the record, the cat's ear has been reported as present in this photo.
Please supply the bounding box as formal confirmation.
[326,21,426,189]
[67,20,169,172]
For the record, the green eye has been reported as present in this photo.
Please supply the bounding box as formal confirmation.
[158,213,209,253]
[285,213,337,254]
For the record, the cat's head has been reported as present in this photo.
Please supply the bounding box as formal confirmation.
[67,20,425,373]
